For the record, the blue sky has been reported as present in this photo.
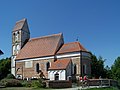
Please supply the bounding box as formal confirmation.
[0,0,120,67]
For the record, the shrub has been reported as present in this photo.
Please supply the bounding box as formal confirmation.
[5,74,15,79]
[0,79,22,87]
[38,78,46,88]
[32,79,46,88]
[21,80,32,87]
[21,79,46,88]
[31,80,41,88]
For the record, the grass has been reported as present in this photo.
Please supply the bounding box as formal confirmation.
[0,87,52,90]
[0,87,119,90]
[86,87,119,90]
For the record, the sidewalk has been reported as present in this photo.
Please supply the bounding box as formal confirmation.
[53,86,109,90]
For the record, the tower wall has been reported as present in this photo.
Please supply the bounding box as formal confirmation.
[11,19,30,76]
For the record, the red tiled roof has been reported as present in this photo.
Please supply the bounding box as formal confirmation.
[16,33,63,60]
[49,59,71,70]
[57,42,87,54]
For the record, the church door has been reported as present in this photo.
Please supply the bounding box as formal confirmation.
[55,73,59,80]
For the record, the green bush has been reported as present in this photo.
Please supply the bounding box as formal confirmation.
[0,79,22,87]
[21,80,32,87]
[39,78,46,88]
[21,79,46,88]
[5,74,15,79]
[31,80,42,88]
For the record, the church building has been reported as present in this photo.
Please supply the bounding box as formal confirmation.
[11,18,91,80]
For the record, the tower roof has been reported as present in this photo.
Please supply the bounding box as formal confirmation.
[13,18,29,33]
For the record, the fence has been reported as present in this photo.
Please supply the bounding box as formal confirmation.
[88,79,118,87]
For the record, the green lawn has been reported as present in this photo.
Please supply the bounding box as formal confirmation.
[0,87,51,90]
[86,87,119,90]
[0,87,119,90]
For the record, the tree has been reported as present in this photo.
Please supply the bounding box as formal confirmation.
[105,65,112,79]
[91,54,98,78]
[0,58,11,80]
[91,55,107,78]
[111,57,120,82]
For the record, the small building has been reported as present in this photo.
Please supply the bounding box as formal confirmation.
[48,59,72,80]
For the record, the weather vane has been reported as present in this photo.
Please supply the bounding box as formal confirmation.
[76,36,79,41]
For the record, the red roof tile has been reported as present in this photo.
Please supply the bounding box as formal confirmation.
[57,42,87,54]
[49,59,71,70]
[16,33,63,60]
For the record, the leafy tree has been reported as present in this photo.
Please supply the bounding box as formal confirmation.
[0,58,11,80]
[91,55,107,78]
[91,54,98,78]
[111,57,120,83]
[105,65,112,79]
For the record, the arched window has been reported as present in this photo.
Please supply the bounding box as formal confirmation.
[17,31,19,34]
[17,31,20,41]
[46,62,50,71]
[16,44,20,54]
[83,64,87,75]
[13,45,16,55]
[13,33,15,42]
[36,63,39,73]
[15,31,19,41]
[73,64,77,75]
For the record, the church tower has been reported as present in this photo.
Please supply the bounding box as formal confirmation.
[11,18,30,76]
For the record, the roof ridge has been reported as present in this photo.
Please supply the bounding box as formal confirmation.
[77,41,87,51]
[29,33,62,41]
[64,41,79,45]
[16,18,26,24]
[13,18,28,32]
[54,33,63,54]
[66,41,87,51]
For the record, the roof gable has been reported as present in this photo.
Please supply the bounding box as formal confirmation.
[57,42,87,54]
[13,18,30,33]
[49,59,71,70]
[16,33,63,60]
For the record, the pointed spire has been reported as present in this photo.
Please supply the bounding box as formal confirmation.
[13,18,29,32]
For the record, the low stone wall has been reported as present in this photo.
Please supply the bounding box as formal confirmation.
[47,80,72,88]
[88,79,118,87]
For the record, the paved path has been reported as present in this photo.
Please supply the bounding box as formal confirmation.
[53,86,108,90]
